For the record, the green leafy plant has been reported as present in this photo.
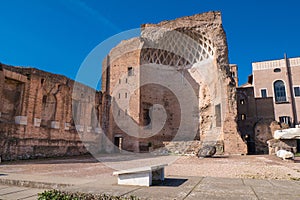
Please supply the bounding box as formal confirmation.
[38,190,139,200]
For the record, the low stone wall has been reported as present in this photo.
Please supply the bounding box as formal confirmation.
[0,123,90,161]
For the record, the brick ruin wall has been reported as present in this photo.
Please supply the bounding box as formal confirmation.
[102,11,247,155]
[0,12,248,160]
[0,64,103,161]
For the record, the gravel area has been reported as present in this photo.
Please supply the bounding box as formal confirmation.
[167,155,300,181]
[0,154,299,181]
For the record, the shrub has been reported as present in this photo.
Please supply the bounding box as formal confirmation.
[38,190,139,200]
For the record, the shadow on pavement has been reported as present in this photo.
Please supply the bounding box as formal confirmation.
[152,178,188,187]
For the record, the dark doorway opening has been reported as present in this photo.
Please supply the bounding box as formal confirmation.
[114,136,122,151]
[139,143,149,153]
[246,135,256,155]
[143,108,151,126]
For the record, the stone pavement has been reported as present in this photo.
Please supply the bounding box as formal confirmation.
[62,176,300,200]
[0,173,300,200]
[0,155,300,199]
[0,184,43,200]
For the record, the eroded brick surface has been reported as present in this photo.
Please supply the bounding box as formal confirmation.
[0,12,247,160]
[0,64,103,160]
[102,11,247,155]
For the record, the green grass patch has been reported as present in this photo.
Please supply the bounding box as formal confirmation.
[38,190,139,200]
[295,153,300,157]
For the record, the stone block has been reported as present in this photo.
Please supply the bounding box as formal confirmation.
[15,116,27,125]
[87,126,93,133]
[197,145,216,158]
[95,127,102,134]
[34,118,41,127]
[64,123,71,130]
[117,171,151,187]
[50,121,60,129]
[75,125,84,132]
[113,164,167,186]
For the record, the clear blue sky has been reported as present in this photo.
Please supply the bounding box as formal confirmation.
[1,0,300,86]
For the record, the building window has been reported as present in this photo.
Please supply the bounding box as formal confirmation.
[125,93,128,98]
[119,79,121,84]
[279,116,291,127]
[118,93,121,99]
[128,67,133,76]
[241,114,246,120]
[261,89,267,98]
[294,87,300,97]
[274,80,287,103]
[240,99,245,105]
[231,71,235,78]
[143,109,151,127]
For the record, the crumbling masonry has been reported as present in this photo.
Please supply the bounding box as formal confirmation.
[101,11,247,155]
[0,11,247,160]
[0,64,102,160]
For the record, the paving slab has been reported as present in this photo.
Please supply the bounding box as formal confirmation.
[194,183,254,195]
[65,181,140,197]
[0,173,94,189]
[251,185,300,195]
[129,177,202,200]
[0,186,30,196]
[268,179,300,189]
[254,193,300,200]
[0,185,10,190]
[1,187,42,200]
[243,179,273,187]
[185,191,258,200]
[200,176,244,185]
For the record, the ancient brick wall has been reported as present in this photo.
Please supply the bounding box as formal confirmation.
[0,64,102,161]
[103,11,247,155]
[0,66,4,122]
[141,11,247,154]
[101,38,142,152]
[237,85,276,154]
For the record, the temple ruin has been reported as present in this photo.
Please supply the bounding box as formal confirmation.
[101,11,247,155]
[0,11,247,161]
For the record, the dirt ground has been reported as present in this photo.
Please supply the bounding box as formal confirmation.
[0,154,299,181]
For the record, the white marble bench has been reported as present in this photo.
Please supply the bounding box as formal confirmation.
[113,164,167,186]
